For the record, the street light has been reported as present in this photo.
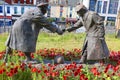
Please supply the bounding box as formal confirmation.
[66,0,68,18]
[3,0,6,32]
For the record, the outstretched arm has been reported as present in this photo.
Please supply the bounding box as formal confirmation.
[31,8,63,35]
[66,19,83,32]
[36,15,63,35]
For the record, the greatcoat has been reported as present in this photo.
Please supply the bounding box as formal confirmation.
[67,11,109,60]
[6,7,59,52]
[116,11,120,38]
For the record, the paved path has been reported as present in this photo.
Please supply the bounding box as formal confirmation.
[27,59,109,72]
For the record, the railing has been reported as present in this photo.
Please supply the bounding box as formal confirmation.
[0,26,11,33]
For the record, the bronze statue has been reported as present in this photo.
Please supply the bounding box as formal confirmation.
[65,3,109,64]
[4,2,63,64]
[115,10,120,38]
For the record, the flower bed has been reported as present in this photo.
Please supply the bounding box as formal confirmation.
[0,48,120,80]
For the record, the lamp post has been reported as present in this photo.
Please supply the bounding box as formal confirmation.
[66,0,68,18]
[3,0,6,32]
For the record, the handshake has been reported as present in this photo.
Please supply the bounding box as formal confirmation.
[56,28,71,35]
[62,28,72,32]
[62,28,66,32]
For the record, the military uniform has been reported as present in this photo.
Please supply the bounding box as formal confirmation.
[4,3,63,63]
[6,7,61,52]
[116,11,120,38]
[67,3,109,63]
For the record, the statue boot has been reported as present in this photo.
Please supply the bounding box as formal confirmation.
[3,47,12,63]
[23,52,40,64]
[78,50,87,64]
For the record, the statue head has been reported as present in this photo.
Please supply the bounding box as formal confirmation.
[37,2,48,15]
[75,3,88,17]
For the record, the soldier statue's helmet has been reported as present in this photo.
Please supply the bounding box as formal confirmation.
[37,2,48,7]
[75,3,87,12]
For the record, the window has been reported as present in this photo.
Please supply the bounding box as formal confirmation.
[24,0,26,4]
[7,6,10,14]
[107,17,116,26]
[107,17,116,21]
[47,5,51,17]
[21,7,24,14]
[69,13,72,18]
[70,6,72,11]
[97,1,102,13]
[60,6,63,17]
[18,0,20,4]
[0,6,3,13]
[14,7,17,14]
[0,21,3,26]
[30,0,32,3]
[101,16,105,20]
[89,0,96,11]
[108,0,119,14]
[7,21,12,26]
[102,1,107,13]
[69,6,72,18]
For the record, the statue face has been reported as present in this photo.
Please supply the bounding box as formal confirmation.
[77,8,87,17]
[41,6,48,15]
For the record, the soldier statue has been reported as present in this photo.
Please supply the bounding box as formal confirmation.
[115,10,120,38]
[4,2,64,64]
[65,3,109,64]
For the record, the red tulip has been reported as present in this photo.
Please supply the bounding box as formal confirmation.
[90,67,100,76]
[63,75,68,80]
[28,63,32,69]
[0,54,3,59]
[38,69,41,73]
[74,70,79,76]
[51,72,56,77]
[113,65,119,72]
[104,64,112,73]
[80,74,88,80]
[18,52,25,57]
[6,72,14,77]
[31,53,34,58]
[0,68,6,74]
[31,67,38,73]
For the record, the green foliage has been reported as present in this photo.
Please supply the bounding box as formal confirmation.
[47,18,55,22]
[61,17,65,21]
[105,33,120,51]
[0,33,8,51]
[12,69,32,80]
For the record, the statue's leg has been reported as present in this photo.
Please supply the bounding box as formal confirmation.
[24,52,40,64]
[78,50,87,64]
[24,52,32,61]
[3,47,12,63]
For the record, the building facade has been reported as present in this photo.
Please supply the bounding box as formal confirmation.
[88,0,120,26]
[0,0,49,27]
[0,0,120,27]
[0,0,37,27]
[48,0,82,20]
[49,0,120,26]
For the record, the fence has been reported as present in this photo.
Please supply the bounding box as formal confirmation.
[0,26,11,33]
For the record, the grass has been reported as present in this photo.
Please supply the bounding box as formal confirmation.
[105,34,120,51]
[36,32,85,50]
[0,33,8,51]
[0,32,120,51]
